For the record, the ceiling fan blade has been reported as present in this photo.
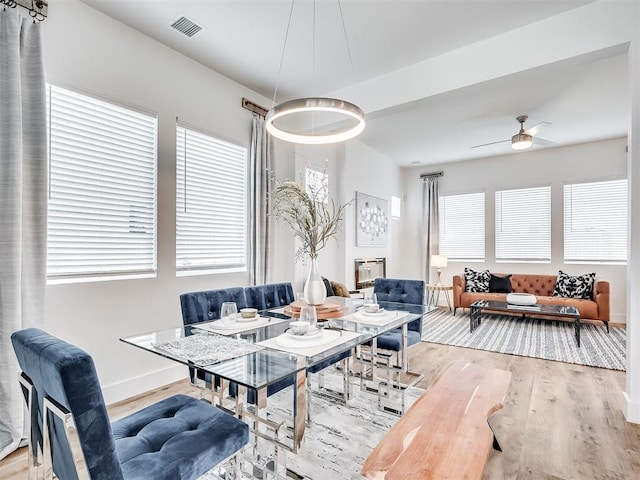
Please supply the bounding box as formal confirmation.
[532,136,555,146]
[471,139,510,149]
[525,121,551,136]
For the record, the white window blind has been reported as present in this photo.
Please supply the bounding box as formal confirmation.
[495,186,550,262]
[439,192,485,261]
[47,85,157,280]
[564,179,628,263]
[176,126,247,272]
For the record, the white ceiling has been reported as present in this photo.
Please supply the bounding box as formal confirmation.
[80,0,628,167]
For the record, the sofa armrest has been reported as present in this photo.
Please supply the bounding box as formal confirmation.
[593,279,610,322]
[453,275,465,308]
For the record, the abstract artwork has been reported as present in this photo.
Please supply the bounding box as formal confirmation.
[356,192,388,246]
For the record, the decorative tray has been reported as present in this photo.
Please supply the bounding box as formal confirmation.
[283,300,349,320]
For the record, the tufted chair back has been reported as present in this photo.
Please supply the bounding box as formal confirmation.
[12,328,125,480]
[374,278,425,334]
[180,287,247,325]
[244,282,295,310]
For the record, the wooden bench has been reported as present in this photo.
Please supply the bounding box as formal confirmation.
[361,361,511,480]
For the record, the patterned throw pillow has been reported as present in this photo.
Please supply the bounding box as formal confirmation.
[553,270,596,299]
[464,267,491,293]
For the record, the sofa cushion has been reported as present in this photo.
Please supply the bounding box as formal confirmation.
[553,270,595,299]
[489,274,512,293]
[464,268,490,293]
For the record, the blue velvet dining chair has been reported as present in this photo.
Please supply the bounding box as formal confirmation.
[11,328,249,480]
[373,278,425,351]
[362,278,425,414]
[179,286,295,406]
[179,287,248,389]
[244,282,295,310]
[180,287,248,325]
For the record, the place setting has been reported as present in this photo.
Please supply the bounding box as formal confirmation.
[193,303,285,335]
[260,305,361,355]
[351,296,400,324]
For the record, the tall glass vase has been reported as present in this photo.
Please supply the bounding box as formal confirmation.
[304,254,327,306]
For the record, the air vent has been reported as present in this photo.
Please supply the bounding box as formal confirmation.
[169,15,203,38]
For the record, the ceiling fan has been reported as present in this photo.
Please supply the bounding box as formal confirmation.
[472,115,554,150]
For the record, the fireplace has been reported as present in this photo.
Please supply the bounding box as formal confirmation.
[354,258,386,290]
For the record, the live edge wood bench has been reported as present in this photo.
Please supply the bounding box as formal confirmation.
[361,362,511,480]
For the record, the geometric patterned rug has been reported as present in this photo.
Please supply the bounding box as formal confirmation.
[422,309,626,371]
[200,373,423,480]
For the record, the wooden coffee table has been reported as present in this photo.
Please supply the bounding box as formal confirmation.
[470,299,581,347]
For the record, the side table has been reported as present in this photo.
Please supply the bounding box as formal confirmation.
[426,284,453,311]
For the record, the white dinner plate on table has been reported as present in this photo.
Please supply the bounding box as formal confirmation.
[353,310,397,323]
[276,329,340,348]
[196,317,268,331]
[236,314,261,323]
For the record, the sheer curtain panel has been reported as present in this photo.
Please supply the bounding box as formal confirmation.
[249,114,273,285]
[421,175,440,284]
[0,10,47,459]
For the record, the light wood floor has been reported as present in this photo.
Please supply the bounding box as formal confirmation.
[2,342,639,479]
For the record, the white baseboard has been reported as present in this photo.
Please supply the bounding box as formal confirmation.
[101,365,188,405]
[611,312,627,324]
[623,392,640,424]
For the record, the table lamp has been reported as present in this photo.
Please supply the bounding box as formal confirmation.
[431,254,448,285]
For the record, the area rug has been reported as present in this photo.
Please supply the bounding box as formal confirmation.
[200,374,423,480]
[422,309,626,371]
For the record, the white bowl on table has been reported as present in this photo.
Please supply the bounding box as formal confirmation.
[289,321,311,335]
[363,303,380,314]
[506,293,537,306]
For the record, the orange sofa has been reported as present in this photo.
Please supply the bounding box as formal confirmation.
[453,273,610,328]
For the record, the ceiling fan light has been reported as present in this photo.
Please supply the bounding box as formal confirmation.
[511,132,532,150]
[266,97,365,145]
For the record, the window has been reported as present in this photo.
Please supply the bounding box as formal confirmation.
[495,186,550,262]
[176,126,247,273]
[305,167,328,203]
[47,85,157,281]
[564,179,627,263]
[391,195,401,219]
[439,192,485,261]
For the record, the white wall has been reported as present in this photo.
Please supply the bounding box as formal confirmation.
[401,137,628,323]
[43,1,294,403]
[338,141,406,289]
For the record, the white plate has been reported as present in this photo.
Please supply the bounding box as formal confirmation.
[353,310,398,324]
[207,320,242,330]
[195,317,269,331]
[275,329,340,348]
[237,315,261,323]
[360,309,386,316]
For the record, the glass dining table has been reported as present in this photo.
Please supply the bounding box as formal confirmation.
[120,300,429,476]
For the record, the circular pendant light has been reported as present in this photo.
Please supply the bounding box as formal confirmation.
[266,97,365,145]
[267,0,365,145]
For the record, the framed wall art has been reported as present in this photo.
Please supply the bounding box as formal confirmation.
[356,192,388,247]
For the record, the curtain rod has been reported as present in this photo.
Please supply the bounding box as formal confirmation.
[242,98,268,118]
[420,171,444,180]
[2,0,48,21]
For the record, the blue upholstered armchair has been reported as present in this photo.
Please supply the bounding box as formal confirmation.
[11,328,248,480]
[373,278,425,351]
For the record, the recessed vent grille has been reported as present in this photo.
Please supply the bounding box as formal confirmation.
[169,15,203,38]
